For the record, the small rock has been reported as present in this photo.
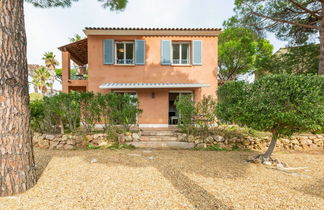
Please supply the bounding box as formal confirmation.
[263,161,272,166]
[67,139,76,145]
[45,134,55,140]
[196,143,207,148]
[213,135,225,142]
[64,144,74,150]
[125,135,133,142]
[205,136,214,143]
[132,133,140,141]
[91,159,97,163]
[99,142,108,147]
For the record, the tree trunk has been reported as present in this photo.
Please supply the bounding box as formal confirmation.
[0,0,37,196]
[262,131,279,160]
[319,3,324,75]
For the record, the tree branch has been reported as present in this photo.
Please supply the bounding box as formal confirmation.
[250,11,320,29]
[288,0,322,18]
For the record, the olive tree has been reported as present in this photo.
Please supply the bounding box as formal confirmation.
[216,74,324,162]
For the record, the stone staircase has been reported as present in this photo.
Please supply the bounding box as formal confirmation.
[128,130,195,149]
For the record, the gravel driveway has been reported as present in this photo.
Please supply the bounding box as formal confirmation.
[0,149,323,209]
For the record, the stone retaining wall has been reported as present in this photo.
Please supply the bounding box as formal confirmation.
[181,133,324,151]
[32,132,323,151]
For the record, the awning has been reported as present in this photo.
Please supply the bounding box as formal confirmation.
[99,83,210,89]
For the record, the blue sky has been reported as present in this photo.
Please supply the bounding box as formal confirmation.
[24,0,287,66]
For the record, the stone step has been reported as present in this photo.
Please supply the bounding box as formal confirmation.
[128,141,195,149]
[140,135,178,141]
[141,130,175,136]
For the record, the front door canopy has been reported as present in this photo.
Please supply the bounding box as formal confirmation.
[99,83,209,89]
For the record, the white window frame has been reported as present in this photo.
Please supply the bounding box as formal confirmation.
[171,42,191,65]
[115,41,135,65]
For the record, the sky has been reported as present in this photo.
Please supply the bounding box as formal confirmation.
[24,0,288,67]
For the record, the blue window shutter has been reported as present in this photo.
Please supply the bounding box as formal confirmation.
[135,40,145,65]
[104,39,114,64]
[161,40,171,65]
[192,40,202,65]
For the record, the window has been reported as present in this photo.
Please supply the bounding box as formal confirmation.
[172,42,190,65]
[116,42,134,64]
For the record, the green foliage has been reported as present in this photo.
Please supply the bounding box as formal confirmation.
[29,93,43,101]
[217,74,324,137]
[31,67,51,95]
[30,92,142,134]
[271,44,319,75]
[25,0,128,11]
[218,27,273,82]
[194,96,217,135]
[175,94,196,134]
[30,99,45,132]
[175,95,218,136]
[230,1,320,45]
[80,92,101,132]
[87,144,101,150]
[69,34,84,43]
[107,143,135,150]
[86,143,135,150]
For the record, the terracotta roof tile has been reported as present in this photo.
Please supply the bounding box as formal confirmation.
[84,27,221,31]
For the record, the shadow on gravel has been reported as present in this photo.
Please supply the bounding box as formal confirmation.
[151,159,234,209]
[296,177,324,200]
[34,148,253,209]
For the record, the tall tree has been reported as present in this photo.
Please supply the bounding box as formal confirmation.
[271,44,320,75]
[32,67,51,96]
[42,52,59,94]
[232,0,324,75]
[0,0,128,196]
[28,64,43,93]
[218,27,273,84]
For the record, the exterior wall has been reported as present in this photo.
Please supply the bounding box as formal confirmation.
[86,34,218,125]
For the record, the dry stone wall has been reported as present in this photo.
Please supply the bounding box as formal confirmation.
[32,132,323,151]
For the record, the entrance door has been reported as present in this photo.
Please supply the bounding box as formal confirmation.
[168,92,193,125]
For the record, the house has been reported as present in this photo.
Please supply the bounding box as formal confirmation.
[58,27,221,128]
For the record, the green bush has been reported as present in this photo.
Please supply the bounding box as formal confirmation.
[80,92,101,132]
[194,96,217,135]
[175,94,196,134]
[30,92,142,134]
[30,99,45,132]
[216,74,324,160]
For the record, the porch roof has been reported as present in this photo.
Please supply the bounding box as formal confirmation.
[58,38,88,66]
[99,83,209,89]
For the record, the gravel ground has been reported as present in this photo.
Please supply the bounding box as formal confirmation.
[0,148,323,209]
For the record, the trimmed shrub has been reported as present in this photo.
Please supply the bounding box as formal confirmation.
[216,74,324,160]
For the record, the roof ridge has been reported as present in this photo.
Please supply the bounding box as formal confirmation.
[84,27,221,31]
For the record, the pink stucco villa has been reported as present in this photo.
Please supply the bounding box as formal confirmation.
[58,27,221,128]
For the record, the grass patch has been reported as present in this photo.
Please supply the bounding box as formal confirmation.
[196,144,252,152]
[107,143,135,150]
[86,143,135,150]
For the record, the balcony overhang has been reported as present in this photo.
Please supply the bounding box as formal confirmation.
[58,38,88,66]
[99,83,210,89]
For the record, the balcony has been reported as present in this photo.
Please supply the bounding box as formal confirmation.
[58,38,88,93]
[172,59,190,65]
[116,59,134,65]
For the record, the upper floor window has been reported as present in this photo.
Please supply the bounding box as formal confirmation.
[116,41,134,65]
[172,42,190,65]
